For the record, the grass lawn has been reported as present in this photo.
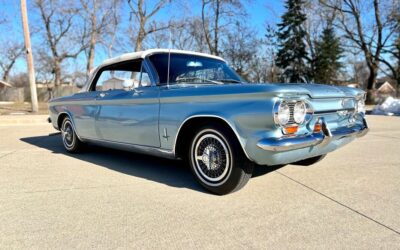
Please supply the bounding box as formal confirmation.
[0,102,49,115]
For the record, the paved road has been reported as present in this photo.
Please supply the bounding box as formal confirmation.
[0,115,399,249]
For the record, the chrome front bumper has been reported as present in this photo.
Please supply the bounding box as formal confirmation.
[257,117,369,152]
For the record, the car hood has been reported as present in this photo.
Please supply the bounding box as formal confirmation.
[166,83,362,99]
[272,83,359,98]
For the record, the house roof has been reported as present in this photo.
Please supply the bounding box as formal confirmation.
[0,80,13,88]
[375,77,396,89]
[376,81,396,93]
[100,49,225,68]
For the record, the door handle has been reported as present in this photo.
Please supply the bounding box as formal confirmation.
[98,92,107,98]
[132,89,143,95]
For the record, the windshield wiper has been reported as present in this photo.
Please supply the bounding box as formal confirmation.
[214,79,242,83]
[176,77,223,85]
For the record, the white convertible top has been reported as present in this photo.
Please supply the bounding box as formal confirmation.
[101,49,225,67]
[82,49,226,91]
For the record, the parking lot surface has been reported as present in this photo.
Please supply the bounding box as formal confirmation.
[0,115,399,249]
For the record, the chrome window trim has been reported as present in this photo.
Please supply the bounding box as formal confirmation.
[87,58,158,92]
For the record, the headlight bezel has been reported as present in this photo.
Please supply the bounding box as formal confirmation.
[276,102,291,126]
[273,99,313,128]
[293,101,307,124]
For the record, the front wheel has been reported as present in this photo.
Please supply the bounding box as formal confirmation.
[61,117,84,153]
[188,124,254,195]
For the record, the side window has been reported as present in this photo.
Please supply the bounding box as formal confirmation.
[92,60,152,91]
[139,64,151,87]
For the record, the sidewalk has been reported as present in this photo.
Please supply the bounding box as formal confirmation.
[0,114,49,125]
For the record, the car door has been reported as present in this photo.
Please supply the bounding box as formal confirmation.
[94,59,160,147]
[71,83,101,140]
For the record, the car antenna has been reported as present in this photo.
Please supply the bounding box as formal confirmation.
[166,30,172,88]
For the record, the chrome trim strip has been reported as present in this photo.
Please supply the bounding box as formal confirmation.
[257,117,369,152]
[314,108,355,114]
[172,114,252,161]
[82,137,175,159]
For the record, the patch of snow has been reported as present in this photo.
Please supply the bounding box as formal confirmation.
[371,97,400,116]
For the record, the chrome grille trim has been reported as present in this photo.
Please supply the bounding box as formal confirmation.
[287,102,296,125]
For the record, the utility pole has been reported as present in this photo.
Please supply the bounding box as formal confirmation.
[20,0,38,112]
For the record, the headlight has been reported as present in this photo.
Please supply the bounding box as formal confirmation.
[293,101,306,123]
[277,102,290,126]
[357,99,365,114]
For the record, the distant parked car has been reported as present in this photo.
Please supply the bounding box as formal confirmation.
[48,49,369,195]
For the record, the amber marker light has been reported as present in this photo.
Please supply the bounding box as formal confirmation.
[314,123,322,133]
[284,125,298,134]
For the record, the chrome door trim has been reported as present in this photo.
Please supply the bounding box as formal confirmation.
[82,137,175,159]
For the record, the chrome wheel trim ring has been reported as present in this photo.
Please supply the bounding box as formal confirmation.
[61,120,75,150]
[191,130,232,186]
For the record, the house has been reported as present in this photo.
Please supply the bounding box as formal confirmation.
[100,76,138,91]
[376,81,396,96]
[0,80,13,89]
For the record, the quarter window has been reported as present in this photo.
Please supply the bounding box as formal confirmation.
[91,60,151,91]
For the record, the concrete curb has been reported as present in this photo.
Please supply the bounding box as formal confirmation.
[0,115,49,125]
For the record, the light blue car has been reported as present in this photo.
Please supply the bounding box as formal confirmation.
[49,49,369,194]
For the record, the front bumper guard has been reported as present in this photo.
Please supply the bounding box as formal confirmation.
[257,117,369,152]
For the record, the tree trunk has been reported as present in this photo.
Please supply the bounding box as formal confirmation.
[135,32,143,51]
[213,0,220,56]
[87,40,95,74]
[365,64,377,104]
[54,60,62,86]
[2,67,11,82]
[86,0,97,75]
[87,11,97,74]
[135,15,145,51]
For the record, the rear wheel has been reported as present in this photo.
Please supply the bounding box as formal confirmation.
[188,124,254,195]
[61,117,84,153]
[293,154,326,166]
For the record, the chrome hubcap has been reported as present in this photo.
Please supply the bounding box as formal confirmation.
[62,121,74,148]
[193,133,230,183]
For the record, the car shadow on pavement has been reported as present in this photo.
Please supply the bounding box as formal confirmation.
[21,134,283,193]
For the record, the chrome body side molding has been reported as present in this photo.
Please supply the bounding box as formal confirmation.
[82,137,175,159]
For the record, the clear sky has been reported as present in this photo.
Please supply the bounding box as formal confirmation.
[0,0,285,75]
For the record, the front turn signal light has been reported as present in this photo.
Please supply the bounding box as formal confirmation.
[314,123,322,133]
[284,125,298,134]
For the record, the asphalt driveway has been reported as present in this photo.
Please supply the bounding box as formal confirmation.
[0,115,399,249]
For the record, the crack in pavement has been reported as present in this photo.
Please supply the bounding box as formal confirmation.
[0,151,16,160]
[275,170,400,236]
[368,134,400,140]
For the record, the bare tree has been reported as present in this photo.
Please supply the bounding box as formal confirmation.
[79,0,119,74]
[222,23,259,81]
[127,0,172,51]
[35,0,87,86]
[188,18,209,52]
[0,43,24,82]
[98,1,121,58]
[379,6,400,95]
[0,2,24,83]
[201,0,245,56]
[321,0,399,103]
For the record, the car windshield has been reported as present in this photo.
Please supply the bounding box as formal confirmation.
[148,53,243,85]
